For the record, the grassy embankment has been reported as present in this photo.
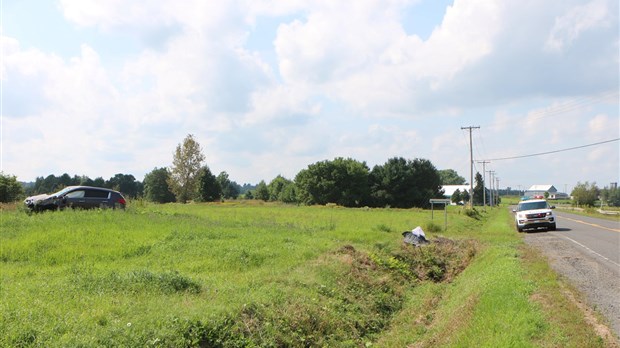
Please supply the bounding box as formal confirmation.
[0,202,614,347]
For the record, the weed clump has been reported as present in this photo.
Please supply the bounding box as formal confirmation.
[464,208,481,220]
[424,221,443,233]
[392,238,479,282]
[375,223,393,233]
[73,268,201,295]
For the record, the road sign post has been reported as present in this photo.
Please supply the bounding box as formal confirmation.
[429,199,451,231]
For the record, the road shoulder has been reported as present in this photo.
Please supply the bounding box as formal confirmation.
[524,231,620,344]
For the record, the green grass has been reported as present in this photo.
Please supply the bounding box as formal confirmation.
[376,207,614,348]
[0,202,614,347]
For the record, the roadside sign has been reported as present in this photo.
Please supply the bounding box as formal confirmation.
[429,199,451,204]
[429,199,451,230]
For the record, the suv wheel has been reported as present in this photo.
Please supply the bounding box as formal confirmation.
[548,223,556,231]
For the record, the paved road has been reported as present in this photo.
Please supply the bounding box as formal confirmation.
[522,210,620,338]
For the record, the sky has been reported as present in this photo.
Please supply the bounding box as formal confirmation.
[1,0,619,193]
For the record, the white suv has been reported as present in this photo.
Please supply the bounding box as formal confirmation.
[513,199,557,232]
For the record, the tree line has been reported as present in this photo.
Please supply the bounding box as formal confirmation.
[2,134,449,208]
[13,134,617,208]
[26,173,144,198]
[571,182,620,207]
[157,135,446,208]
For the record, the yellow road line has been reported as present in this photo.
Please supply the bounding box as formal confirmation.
[559,216,620,233]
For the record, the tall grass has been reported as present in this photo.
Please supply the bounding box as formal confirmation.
[0,202,477,346]
[1,203,611,347]
[376,207,613,347]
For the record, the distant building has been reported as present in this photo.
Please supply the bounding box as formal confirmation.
[548,192,569,200]
[441,185,470,199]
[525,185,568,199]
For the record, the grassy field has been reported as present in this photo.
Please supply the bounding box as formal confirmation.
[0,202,615,347]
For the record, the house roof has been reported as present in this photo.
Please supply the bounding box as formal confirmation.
[441,185,470,197]
[526,185,557,192]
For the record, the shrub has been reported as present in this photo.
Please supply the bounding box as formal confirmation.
[425,221,443,233]
[464,208,481,220]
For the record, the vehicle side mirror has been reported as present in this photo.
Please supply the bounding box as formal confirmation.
[550,206,555,209]
[511,209,516,213]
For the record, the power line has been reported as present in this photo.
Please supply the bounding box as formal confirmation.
[482,138,619,161]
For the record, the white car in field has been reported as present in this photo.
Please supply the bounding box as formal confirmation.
[512,199,557,232]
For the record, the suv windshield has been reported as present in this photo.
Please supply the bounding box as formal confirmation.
[518,201,548,211]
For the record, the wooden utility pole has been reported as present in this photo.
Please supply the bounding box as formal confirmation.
[488,170,495,206]
[461,126,480,208]
[496,176,500,206]
[477,160,490,208]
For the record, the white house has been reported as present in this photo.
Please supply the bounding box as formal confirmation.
[441,185,470,199]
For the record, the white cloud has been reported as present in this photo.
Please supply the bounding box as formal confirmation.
[546,0,612,52]
[588,114,613,136]
[2,0,618,187]
[271,0,503,115]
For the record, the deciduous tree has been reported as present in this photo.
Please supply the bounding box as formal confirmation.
[0,173,24,203]
[143,167,176,203]
[168,134,205,203]
[571,182,599,207]
[370,157,442,208]
[438,169,467,185]
[601,185,620,207]
[295,158,370,206]
[268,175,292,201]
[106,173,142,198]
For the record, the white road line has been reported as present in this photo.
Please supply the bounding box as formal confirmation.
[558,234,620,268]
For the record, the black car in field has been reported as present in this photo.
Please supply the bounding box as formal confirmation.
[24,186,126,211]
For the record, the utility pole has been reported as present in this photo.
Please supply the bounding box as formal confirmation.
[496,176,500,206]
[461,126,480,208]
[488,170,495,206]
[477,160,490,209]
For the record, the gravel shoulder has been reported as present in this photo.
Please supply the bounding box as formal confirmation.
[523,230,620,341]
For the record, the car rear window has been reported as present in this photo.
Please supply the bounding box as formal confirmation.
[85,190,110,198]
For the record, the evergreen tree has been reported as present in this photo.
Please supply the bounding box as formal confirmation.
[451,189,462,204]
[217,171,239,199]
[254,180,270,201]
[473,172,485,205]
[197,167,221,202]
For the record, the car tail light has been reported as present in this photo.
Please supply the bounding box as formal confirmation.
[118,198,126,205]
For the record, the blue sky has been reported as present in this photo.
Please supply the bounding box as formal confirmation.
[2,0,618,193]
